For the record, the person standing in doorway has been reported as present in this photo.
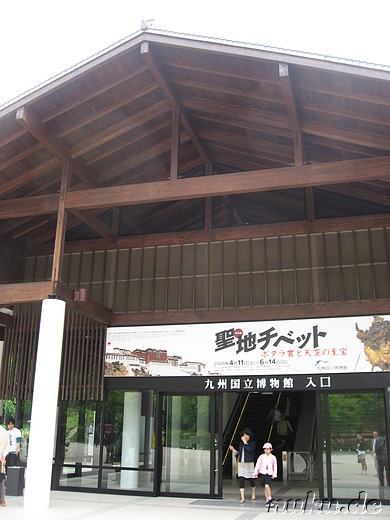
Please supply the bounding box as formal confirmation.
[357,433,368,475]
[277,414,293,450]
[372,431,379,476]
[229,428,256,503]
[253,442,277,506]
[0,416,10,507]
[374,433,389,487]
[6,417,21,467]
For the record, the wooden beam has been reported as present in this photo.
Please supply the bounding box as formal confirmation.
[140,41,212,168]
[66,155,390,211]
[2,155,390,220]
[27,213,390,256]
[0,193,60,219]
[279,63,304,166]
[0,282,54,304]
[170,107,180,180]
[70,210,117,242]
[280,64,316,225]
[55,283,112,324]
[305,187,315,223]
[15,106,95,187]
[97,134,190,184]
[26,209,117,248]
[0,311,14,328]
[112,207,120,235]
[0,281,112,324]
[51,162,71,286]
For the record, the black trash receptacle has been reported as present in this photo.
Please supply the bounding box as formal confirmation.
[6,466,25,496]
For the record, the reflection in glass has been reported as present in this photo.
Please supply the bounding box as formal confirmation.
[328,392,390,501]
[55,389,155,491]
[161,395,211,494]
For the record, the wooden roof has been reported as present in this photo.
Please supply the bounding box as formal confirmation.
[1,30,390,257]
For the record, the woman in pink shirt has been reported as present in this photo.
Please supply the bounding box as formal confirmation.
[253,442,277,506]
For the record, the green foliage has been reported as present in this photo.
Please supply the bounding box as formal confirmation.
[2,400,16,422]
[328,393,385,450]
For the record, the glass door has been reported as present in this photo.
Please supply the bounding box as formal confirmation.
[321,391,390,502]
[159,394,217,496]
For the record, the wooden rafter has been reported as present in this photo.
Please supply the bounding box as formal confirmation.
[180,95,390,152]
[70,210,117,242]
[279,63,314,222]
[51,162,71,285]
[279,64,304,165]
[170,107,181,180]
[14,106,120,243]
[140,41,212,168]
[16,106,94,187]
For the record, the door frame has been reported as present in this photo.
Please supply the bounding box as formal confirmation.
[155,391,220,498]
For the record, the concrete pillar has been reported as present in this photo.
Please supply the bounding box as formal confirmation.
[120,391,141,488]
[23,298,66,510]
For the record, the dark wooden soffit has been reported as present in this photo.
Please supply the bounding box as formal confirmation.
[111,299,390,326]
[1,155,390,220]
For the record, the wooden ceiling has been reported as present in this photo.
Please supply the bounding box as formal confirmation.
[1,30,390,257]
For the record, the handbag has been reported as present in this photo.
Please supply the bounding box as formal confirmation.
[0,459,5,481]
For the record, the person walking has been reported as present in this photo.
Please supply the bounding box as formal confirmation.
[229,428,256,503]
[357,434,368,475]
[372,431,379,476]
[277,414,294,450]
[253,442,277,506]
[0,416,10,507]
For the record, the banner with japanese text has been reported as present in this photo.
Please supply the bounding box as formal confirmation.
[105,314,390,377]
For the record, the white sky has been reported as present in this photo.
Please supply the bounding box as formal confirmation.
[1,0,390,107]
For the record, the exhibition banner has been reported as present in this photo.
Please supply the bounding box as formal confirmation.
[105,314,390,378]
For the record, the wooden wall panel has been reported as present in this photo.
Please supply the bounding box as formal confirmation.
[0,309,107,402]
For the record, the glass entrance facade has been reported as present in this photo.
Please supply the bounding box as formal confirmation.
[321,391,390,502]
[52,381,390,505]
[54,389,156,492]
[160,394,214,495]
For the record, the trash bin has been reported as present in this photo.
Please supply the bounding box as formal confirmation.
[6,466,25,496]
